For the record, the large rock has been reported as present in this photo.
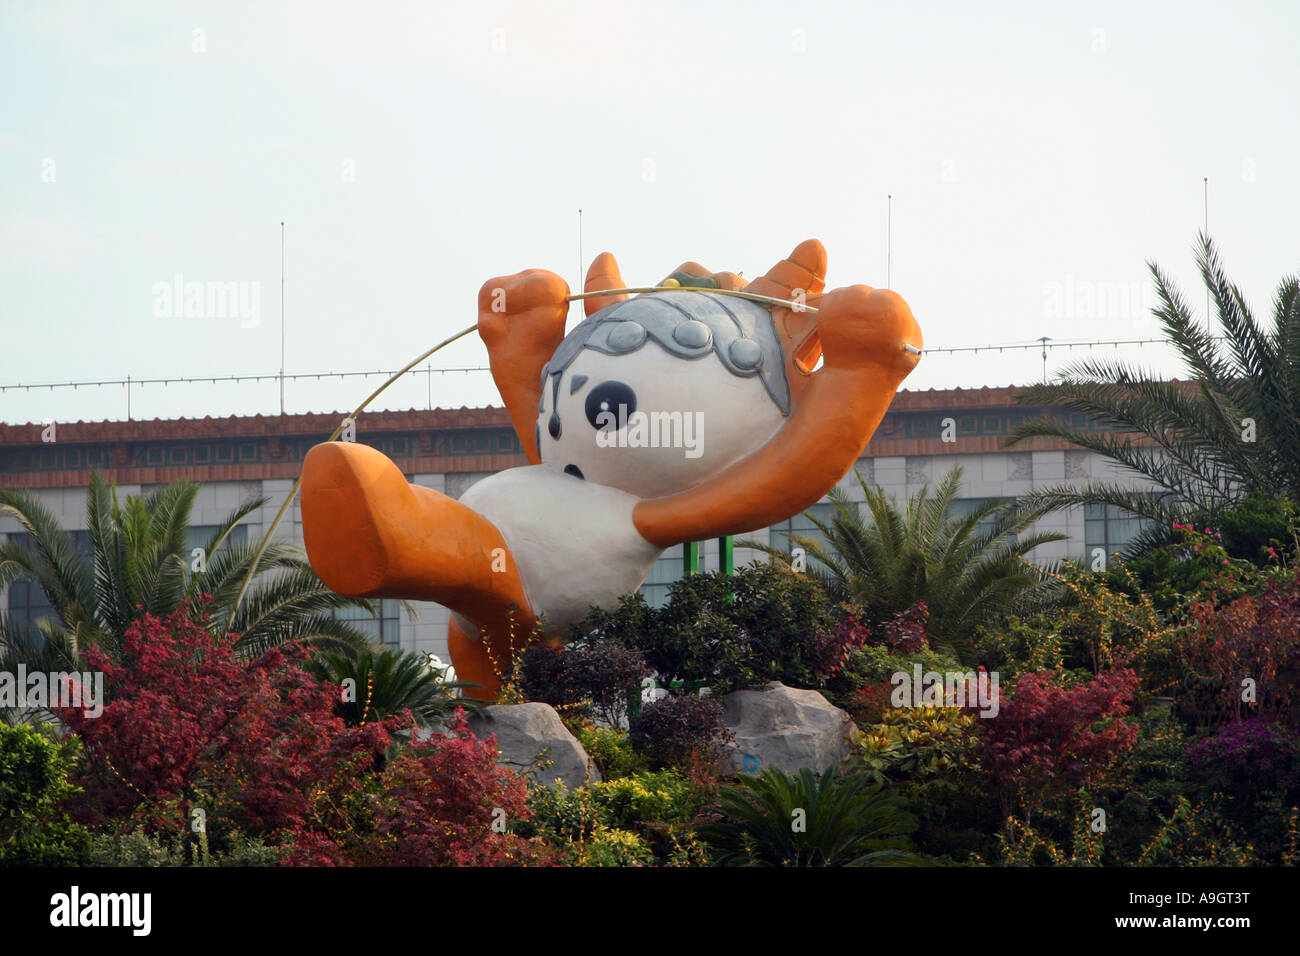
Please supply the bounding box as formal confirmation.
[720,682,856,775]
[465,702,601,789]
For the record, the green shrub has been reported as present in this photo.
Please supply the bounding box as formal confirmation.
[514,781,604,844]
[215,831,282,866]
[511,781,662,866]
[978,562,1175,683]
[583,827,655,867]
[0,724,90,865]
[839,643,967,691]
[590,771,701,827]
[1124,518,1292,619]
[575,727,649,780]
[83,826,282,866]
[513,771,712,866]
[834,642,969,723]
[577,565,848,694]
[85,828,185,866]
[854,706,981,783]
[696,767,925,867]
[1216,491,1298,564]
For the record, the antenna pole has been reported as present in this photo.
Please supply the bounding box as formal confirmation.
[1203,178,1211,329]
[886,194,892,288]
[279,220,286,416]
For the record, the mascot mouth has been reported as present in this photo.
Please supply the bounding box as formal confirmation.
[563,464,585,480]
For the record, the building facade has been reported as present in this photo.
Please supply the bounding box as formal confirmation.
[0,386,1159,661]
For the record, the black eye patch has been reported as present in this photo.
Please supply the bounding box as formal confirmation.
[585,381,636,431]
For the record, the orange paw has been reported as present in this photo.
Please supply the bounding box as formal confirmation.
[815,284,923,381]
[477,269,570,352]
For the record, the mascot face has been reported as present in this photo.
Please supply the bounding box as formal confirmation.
[536,290,790,499]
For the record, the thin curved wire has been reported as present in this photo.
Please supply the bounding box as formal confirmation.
[225,323,479,633]
[572,285,822,312]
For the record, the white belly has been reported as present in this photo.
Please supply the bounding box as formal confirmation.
[457,465,664,634]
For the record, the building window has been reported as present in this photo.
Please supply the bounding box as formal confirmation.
[5,578,59,632]
[1084,503,1152,559]
[3,530,91,630]
[186,525,248,554]
[947,498,1012,538]
[639,544,684,609]
[330,599,402,647]
[770,502,837,569]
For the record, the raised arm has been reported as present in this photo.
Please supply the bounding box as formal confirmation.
[632,252,923,548]
[477,270,571,464]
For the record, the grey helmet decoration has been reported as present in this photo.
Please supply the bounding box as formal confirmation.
[540,289,792,416]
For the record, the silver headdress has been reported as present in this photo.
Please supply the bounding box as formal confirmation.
[540,290,791,415]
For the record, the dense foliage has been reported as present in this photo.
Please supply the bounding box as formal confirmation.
[578,564,860,694]
[517,637,650,726]
[979,668,1140,826]
[695,767,923,867]
[0,723,89,865]
[748,466,1065,660]
[305,647,483,728]
[4,474,1300,868]
[628,693,733,774]
[29,607,550,866]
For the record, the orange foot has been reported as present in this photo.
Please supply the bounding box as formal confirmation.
[300,441,536,698]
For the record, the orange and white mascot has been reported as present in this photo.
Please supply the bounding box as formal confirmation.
[300,240,922,698]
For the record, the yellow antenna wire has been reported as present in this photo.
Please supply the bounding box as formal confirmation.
[568,285,822,312]
[226,323,478,634]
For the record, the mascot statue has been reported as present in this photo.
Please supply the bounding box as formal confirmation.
[300,239,922,698]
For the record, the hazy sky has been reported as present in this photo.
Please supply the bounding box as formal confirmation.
[2,0,1297,425]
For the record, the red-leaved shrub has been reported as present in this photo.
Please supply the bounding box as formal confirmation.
[1180,570,1300,728]
[978,668,1140,823]
[59,606,549,866]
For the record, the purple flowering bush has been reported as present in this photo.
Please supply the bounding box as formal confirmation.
[1187,717,1300,798]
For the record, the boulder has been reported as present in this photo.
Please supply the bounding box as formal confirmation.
[720,682,856,775]
[465,702,600,789]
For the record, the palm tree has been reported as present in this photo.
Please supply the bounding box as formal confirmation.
[0,472,376,679]
[747,466,1065,661]
[305,648,484,728]
[695,767,926,866]
[1006,233,1300,555]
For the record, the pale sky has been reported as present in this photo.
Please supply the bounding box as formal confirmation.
[2,0,1297,425]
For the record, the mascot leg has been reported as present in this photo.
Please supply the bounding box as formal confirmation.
[301,440,536,699]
